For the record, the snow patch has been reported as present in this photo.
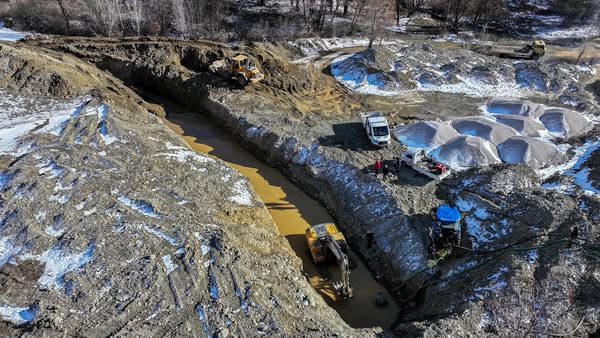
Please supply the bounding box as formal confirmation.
[118,196,161,218]
[0,305,38,325]
[229,180,253,206]
[94,104,119,145]
[0,237,23,268]
[0,22,27,41]
[33,242,95,289]
[139,224,179,246]
[162,255,177,274]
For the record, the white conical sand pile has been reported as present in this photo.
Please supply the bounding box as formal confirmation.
[487,98,545,118]
[430,135,502,168]
[493,114,546,137]
[394,121,459,149]
[497,136,564,168]
[539,108,591,138]
[452,117,519,145]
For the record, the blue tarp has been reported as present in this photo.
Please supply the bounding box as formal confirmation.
[436,205,461,223]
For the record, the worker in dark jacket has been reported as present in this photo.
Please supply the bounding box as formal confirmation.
[382,164,390,180]
[569,226,579,248]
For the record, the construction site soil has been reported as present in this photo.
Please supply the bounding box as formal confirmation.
[0,36,599,336]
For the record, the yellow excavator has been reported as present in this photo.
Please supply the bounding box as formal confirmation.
[305,223,353,299]
[209,54,264,86]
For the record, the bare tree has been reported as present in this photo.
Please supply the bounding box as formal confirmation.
[350,0,368,33]
[171,0,189,36]
[146,0,172,34]
[86,0,121,36]
[365,0,390,48]
[124,0,144,35]
[576,10,600,65]
[55,0,71,34]
[401,0,427,25]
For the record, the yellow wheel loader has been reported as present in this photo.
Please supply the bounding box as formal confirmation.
[209,54,264,86]
[305,223,353,299]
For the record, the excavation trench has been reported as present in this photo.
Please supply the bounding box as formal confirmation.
[159,98,399,329]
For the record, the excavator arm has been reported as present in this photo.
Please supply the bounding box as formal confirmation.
[324,234,353,299]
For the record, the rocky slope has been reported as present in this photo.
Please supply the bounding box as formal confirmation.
[30,37,600,336]
[0,42,374,337]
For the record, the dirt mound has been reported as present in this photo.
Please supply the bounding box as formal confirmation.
[497,136,564,168]
[394,120,459,149]
[430,135,501,168]
[329,43,599,108]
[487,98,544,118]
[452,117,519,145]
[493,114,546,137]
[539,107,591,138]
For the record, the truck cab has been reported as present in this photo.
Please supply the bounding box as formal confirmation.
[360,112,391,147]
[530,40,545,59]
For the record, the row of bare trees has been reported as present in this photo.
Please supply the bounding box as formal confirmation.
[3,0,229,37]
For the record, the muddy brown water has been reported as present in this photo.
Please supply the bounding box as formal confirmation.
[163,108,398,329]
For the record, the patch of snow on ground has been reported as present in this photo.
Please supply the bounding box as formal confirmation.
[229,180,253,206]
[0,237,22,268]
[537,25,600,40]
[0,21,27,42]
[456,196,477,212]
[289,38,399,56]
[0,92,88,154]
[538,139,600,196]
[470,266,509,300]
[153,143,215,167]
[37,160,65,179]
[118,196,161,218]
[0,305,38,325]
[94,104,119,145]
[34,242,95,289]
[162,255,177,274]
[139,224,179,246]
[387,18,410,33]
[0,172,11,190]
[572,168,600,196]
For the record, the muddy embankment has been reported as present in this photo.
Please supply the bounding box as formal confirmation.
[37,39,430,304]
[0,42,378,337]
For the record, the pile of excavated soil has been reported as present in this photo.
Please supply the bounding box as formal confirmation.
[451,117,519,145]
[487,98,545,118]
[497,136,564,168]
[393,121,459,149]
[430,135,501,168]
[540,107,592,138]
[493,114,546,137]
[329,44,599,111]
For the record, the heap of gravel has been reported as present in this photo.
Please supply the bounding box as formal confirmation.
[452,117,519,145]
[493,114,546,137]
[430,135,502,168]
[394,120,459,149]
[487,98,545,118]
[539,107,591,138]
[497,136,564,168]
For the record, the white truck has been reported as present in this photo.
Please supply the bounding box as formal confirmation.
[400,148,451,181]
[360,112,391,147]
